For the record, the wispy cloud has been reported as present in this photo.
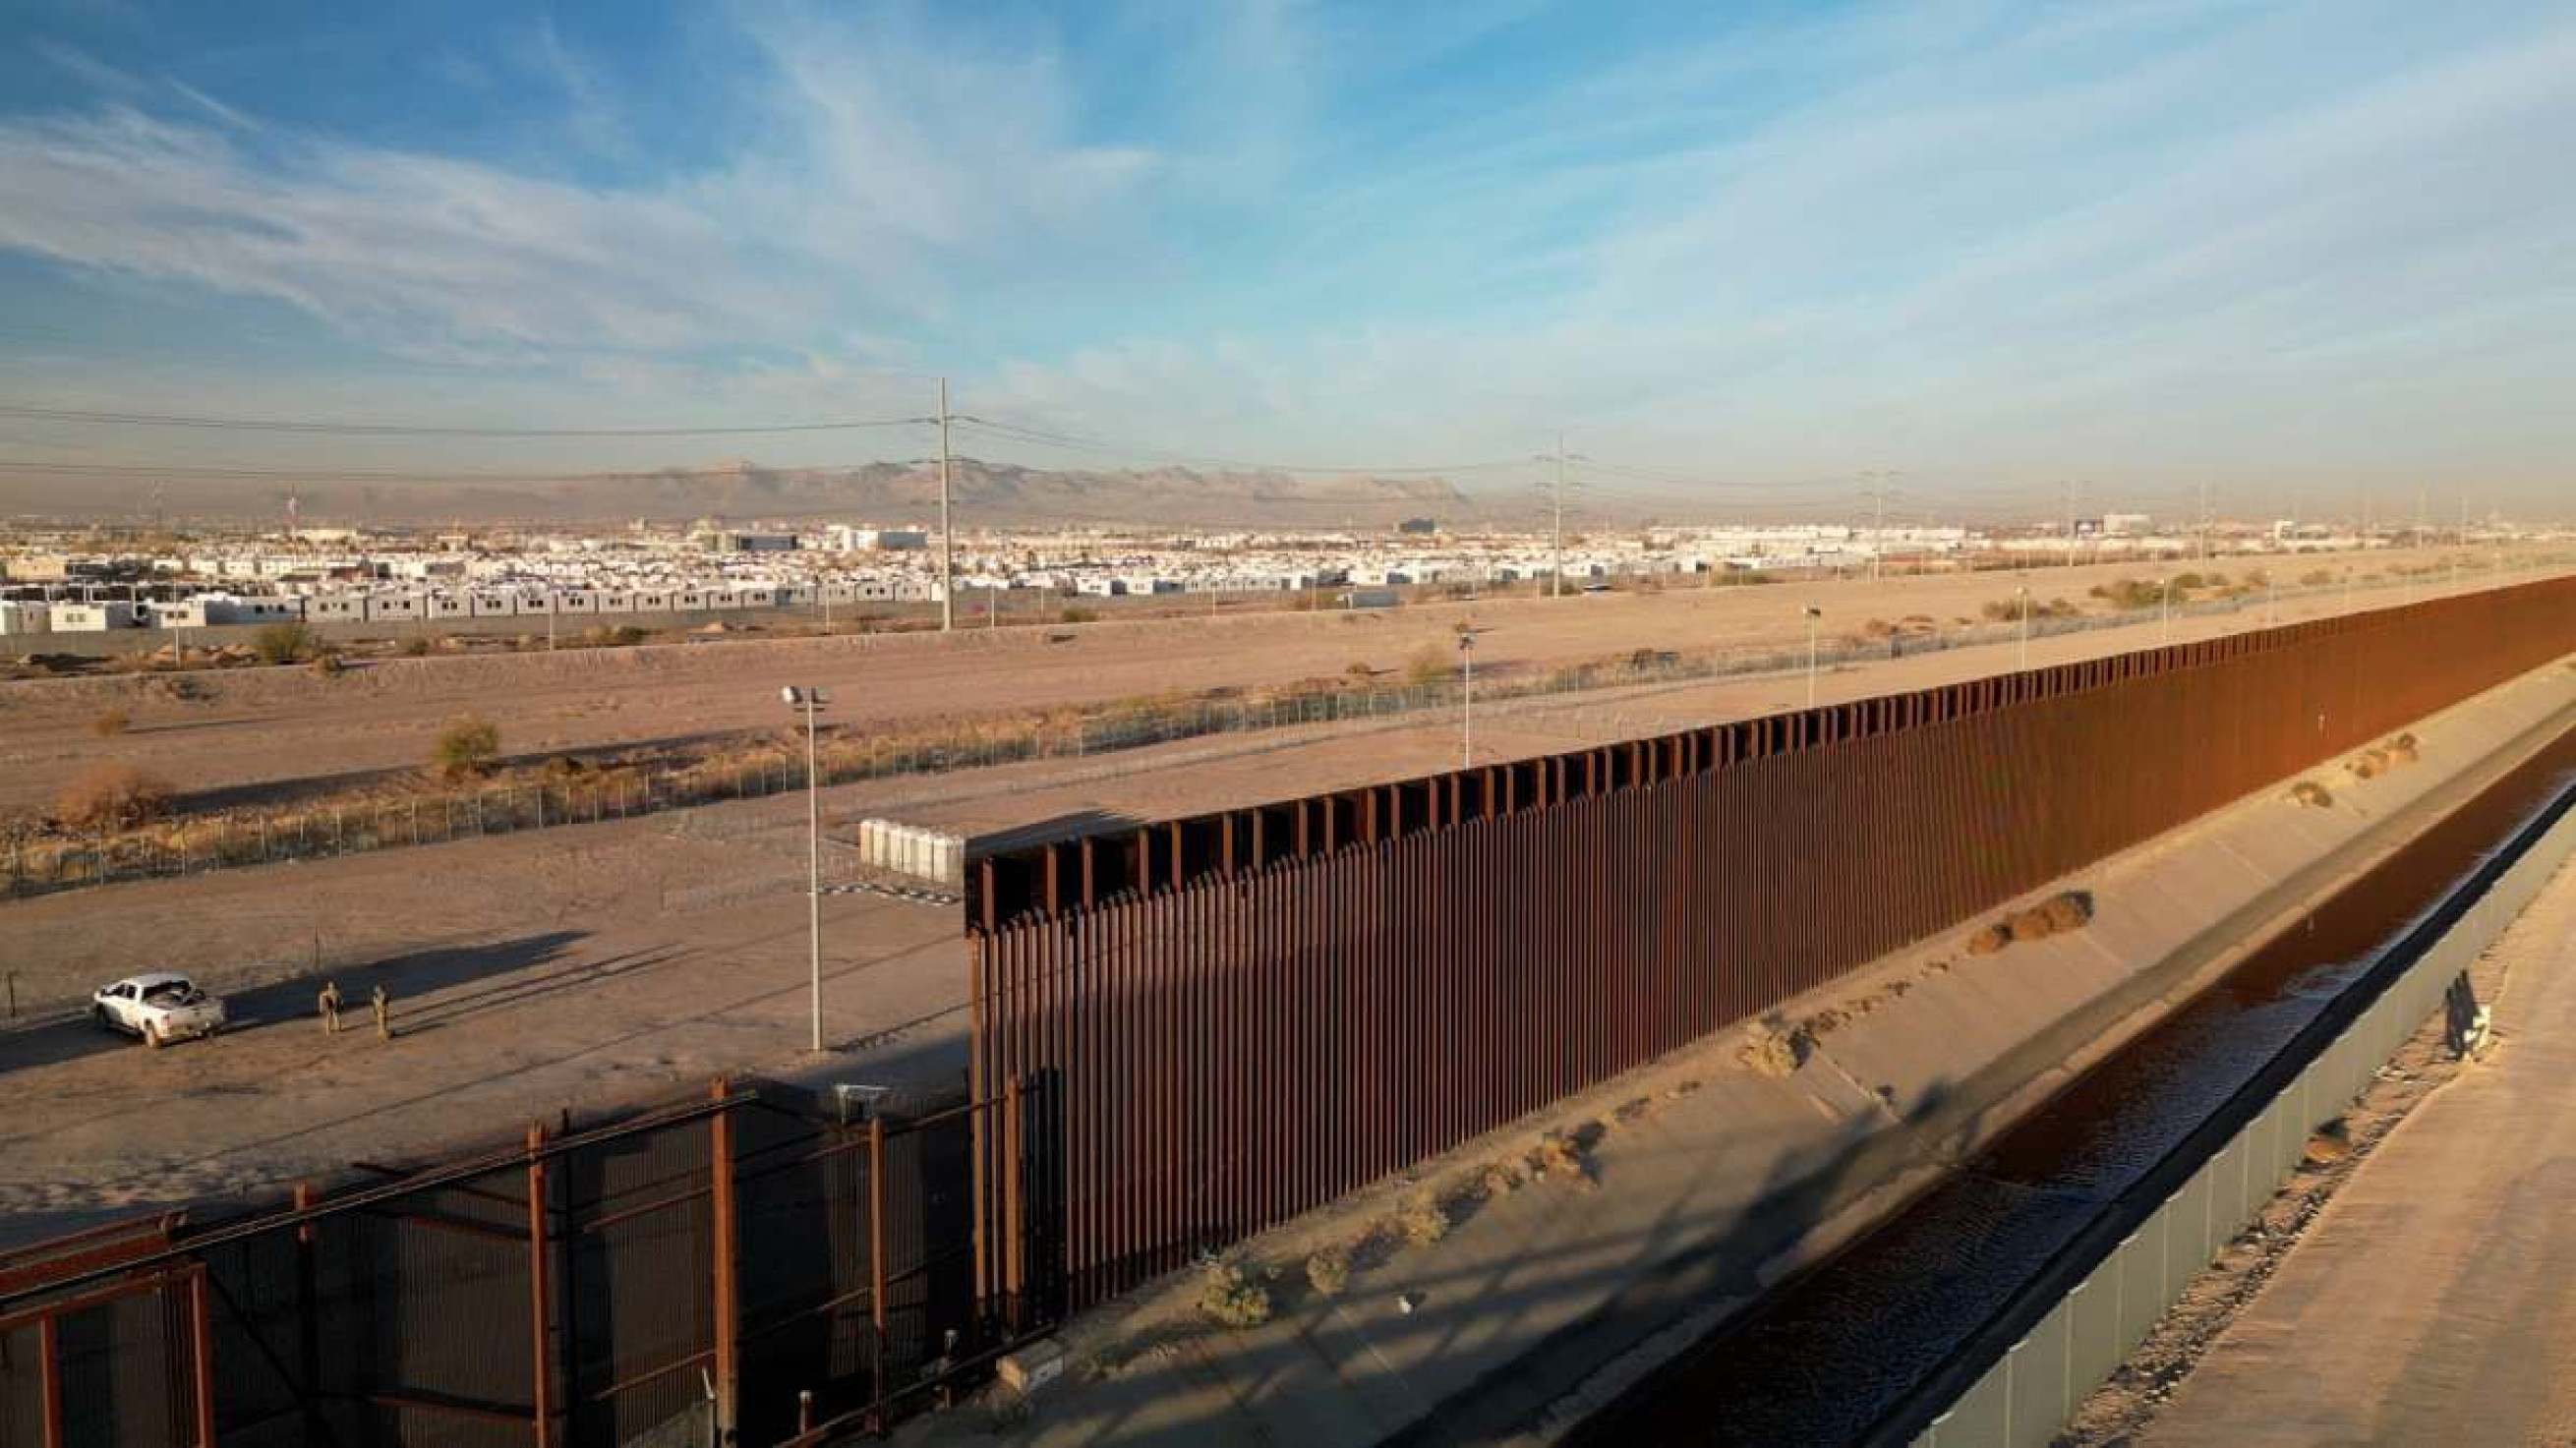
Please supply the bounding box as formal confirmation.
[0,10,1158,361]
[0,0,2569,505]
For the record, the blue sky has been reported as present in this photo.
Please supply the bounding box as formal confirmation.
[0,0,2569,518]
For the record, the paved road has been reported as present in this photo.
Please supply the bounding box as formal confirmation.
[2147,857,2576,1446]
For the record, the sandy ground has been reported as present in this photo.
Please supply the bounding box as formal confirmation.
[0,560,2542,1251]
[0,546,2521,818]
[2129,856,2576,1446]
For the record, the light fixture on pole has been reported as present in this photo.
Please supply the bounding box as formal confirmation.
[781,685,832,1053]
[1802,606,1823,709]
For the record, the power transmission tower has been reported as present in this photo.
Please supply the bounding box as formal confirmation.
[938,377,955,632]
[1536,434,1586,598]
[1862,471,1901,582]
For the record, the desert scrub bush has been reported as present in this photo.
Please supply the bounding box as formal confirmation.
[307,649,346,678]
[1305,1246,1352,1298]
[88,708,130,737]
[2006,905,2061,943]
[2088,578,2164,610]
[1963,921,2014,956]
[2291,780,2334,808]
[1404,646,1452,687]
[1198,1261,1272,1329]
[1393,1189,1450,1246]
[1530,1131,1595,1187]
[1736,1018,1805,1075]
[55,762,173,829]
[398,635,433,657]
[250,620,322,666]
[1060,606,1099,624]
[432,714,501,780]
[2036,890,2094,933]
[2387,731,2420,763]
[2300,568,2335,587]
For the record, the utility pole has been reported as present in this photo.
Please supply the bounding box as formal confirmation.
[1863,471,1898,583]
[938,377,955,632]
[2062,481,2078,570]
[1551,433,1568,598]
[1458,624,1475,768]
[2197,481,2211,563]
[780,686,830,1053]
[2017,585,2031,669]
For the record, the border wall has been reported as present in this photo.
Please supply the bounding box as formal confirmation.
[966,577,2576,1310]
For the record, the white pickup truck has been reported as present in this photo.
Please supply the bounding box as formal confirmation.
[90,972,227,1048]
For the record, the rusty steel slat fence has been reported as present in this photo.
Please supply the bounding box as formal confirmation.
[967,577,2576,1309]
[0,1081,1040,1448]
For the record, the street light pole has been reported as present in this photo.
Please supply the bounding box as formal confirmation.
[1458,625,1475,768]
[2016,585,2031,669]
[782,685,830,1053]
[2159,576,2171,644]
[1803,606,1823,709]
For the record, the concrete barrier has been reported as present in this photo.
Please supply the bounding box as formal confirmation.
[855,817,965,888]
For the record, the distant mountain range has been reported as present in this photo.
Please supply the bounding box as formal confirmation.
[0,458,1493,530]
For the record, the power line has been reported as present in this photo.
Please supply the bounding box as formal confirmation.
[0,404,933,438]
[0,458,924,485]
[953,414,1528,477]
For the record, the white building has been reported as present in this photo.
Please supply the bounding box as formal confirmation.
[50,602,142,631]
[825,526,929,552]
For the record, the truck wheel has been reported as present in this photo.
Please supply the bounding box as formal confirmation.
[92,1005,109,1031]
[145,1023,164,1050]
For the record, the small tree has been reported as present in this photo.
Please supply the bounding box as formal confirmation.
[251,621,322,666]
[432,714,501,780]
[56,762,173,829]
[1404,646,1452,687]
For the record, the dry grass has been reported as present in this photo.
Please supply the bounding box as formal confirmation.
[54,762,173,830]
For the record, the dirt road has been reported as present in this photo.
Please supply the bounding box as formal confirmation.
[2143,857,2576,1446]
